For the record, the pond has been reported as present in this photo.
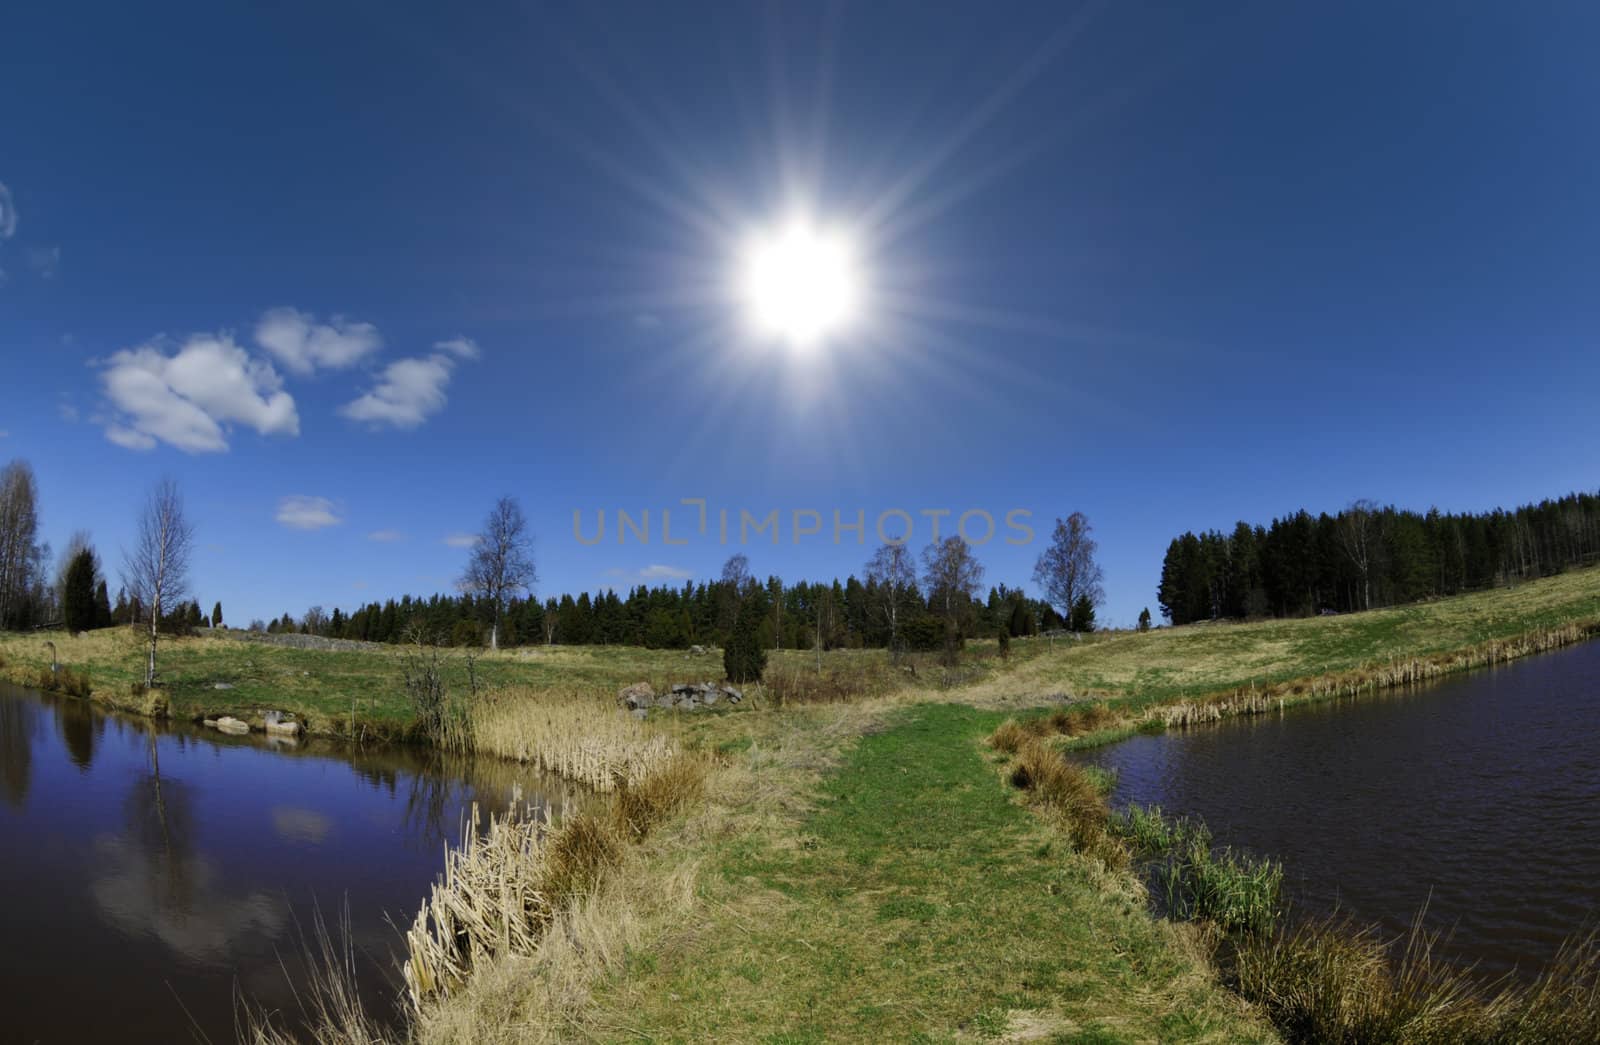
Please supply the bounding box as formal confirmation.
[0,683,575,1043]
[1078,640,1600,982]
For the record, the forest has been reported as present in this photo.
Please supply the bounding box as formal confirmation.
[1157,492,1600,624]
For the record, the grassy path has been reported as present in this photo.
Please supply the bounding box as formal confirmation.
[589,705,1268,1043]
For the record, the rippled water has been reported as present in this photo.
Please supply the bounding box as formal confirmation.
[1079,640,1600,981]
[0,684,575,1043]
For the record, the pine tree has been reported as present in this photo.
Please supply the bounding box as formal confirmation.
[211,601,223,628]
[94,580,113,629]
[1069,594,1096,633]
[1137,607,1152,632]
[723,605,767,683]
[62,548,99,634]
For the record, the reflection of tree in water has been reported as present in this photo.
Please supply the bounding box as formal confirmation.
[56,695,104,772]
[90,734,285,964]
[0,692,36,807]
[345,744,580,852]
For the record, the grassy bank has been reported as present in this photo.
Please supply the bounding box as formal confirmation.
[424,702,1271,1042]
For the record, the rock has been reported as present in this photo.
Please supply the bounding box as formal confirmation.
[703,688,721,706]
[202,718,219,728]
[212,682,235,690]
[631,707,648,720]
[617,682,655,710]
[264,714,301,737]
[724,686,743,703]
[688,645,708,655]
[214,716,250,735]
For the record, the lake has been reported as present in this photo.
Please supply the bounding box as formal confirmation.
[0,683,574,1043]
[1079,639,1600,982]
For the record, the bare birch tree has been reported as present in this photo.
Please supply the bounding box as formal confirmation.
[0,460,41,629]
[1338,499,1380,610]
[1032,512,1105,623]
[865,542,917,661]
[461,496,536,651]
[121,479,194,686]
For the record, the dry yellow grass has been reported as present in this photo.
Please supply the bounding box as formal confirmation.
[466,686,677,791]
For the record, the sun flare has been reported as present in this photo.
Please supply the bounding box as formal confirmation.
[739,218,862,348]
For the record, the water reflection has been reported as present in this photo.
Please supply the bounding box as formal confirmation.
[0,682,579,1043]
[1081,640,1600,982]
[0,691,32,806]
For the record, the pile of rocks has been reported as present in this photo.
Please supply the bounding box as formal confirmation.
[618,681,744,714]
[199,710,302,738]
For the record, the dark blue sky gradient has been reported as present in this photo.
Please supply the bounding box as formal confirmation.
[3,1,1597,625]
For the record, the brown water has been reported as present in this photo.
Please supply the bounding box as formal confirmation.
[0,683,576,1044]
[1079,639,1600,982]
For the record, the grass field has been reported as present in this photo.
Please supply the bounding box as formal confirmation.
[9,570,1600,1041]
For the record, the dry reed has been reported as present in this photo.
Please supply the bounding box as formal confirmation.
[467,686,676,791]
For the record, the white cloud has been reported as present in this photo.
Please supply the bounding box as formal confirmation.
[340,340,480,429]
[604,564,694,583]
[0,181,14,239]
[367,529,405,543]
[276,495,341,531]
[97,334,299,453]
[435,336,480,359]
[443,533,480,548]
[255,307,382,375]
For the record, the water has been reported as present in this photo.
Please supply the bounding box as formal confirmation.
[0,683,575,1043]
[1080,639,1600,982]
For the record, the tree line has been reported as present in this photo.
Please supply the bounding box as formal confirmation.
[1157,491,1600,625]
[2,458,1113,671]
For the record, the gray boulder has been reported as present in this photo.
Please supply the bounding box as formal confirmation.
[618,682,656,710]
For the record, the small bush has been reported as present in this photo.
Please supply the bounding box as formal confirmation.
[723,610,767,684]
[144,687,170,719]
[610,754,707,841]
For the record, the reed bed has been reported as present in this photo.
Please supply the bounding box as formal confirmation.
[402,754,706,1016]
[466,686,676,792]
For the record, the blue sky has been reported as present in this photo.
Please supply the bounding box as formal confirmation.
[3,1,1598,628]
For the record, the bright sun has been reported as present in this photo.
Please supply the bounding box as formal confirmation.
[740,218,862,348]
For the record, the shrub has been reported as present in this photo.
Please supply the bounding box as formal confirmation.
[990,719,1029,755]
[723,609,767,684]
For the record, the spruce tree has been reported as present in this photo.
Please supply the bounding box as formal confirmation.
[211,601,223,628]
[1069,594,1096,633]
[94,580,113,629]
[723,606,767,684]
[1138,607,1152,632]
[62,548,98,634]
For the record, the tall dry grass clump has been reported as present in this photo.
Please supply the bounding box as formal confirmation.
[468,686,676,791]
[403,753,707,1015]
[1226,916,1600,1044]
[996,730,1125,868]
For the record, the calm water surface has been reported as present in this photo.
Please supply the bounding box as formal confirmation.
[1080,639,1600,981]
[0,683,574,1044]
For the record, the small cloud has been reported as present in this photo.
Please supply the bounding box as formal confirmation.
[0,181,15,239]
[255,307,382,375]
[96,333,299,453]
[366,529,405,543]
[442,533,480,548]
[435,336,480,359]
[58,402,79,423]
[276,495,341,531]
[603,564,694,583]
[340,342,480,430]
